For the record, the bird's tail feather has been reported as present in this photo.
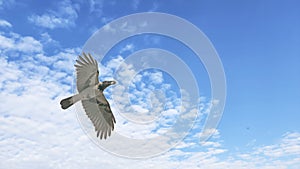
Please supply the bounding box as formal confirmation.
[60,96,73,109]
[60,94,81,109]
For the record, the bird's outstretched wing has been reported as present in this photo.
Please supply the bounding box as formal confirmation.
[81,94,116,139]
[75,53,99,92]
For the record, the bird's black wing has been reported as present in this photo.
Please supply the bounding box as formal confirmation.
[75,53,99,92]
[81,93,116,139]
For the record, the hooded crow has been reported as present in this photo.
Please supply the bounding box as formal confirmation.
[60,53,116,139]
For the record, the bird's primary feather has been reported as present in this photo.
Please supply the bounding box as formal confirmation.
[81,96,116,139]
[75,53,99,93]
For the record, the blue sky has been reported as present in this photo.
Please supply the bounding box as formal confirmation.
[0,0,300,168]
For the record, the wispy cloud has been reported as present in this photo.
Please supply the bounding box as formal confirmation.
[88,0,104,16]
[255,132,300,158]
[0,19,12,28]
[119,44,135,54]
[0,0,15,10]
[149,1,159,12]
[40,32,59,46]
[28,0,78,29]
[132,0,140,10]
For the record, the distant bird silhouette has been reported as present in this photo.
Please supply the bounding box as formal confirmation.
[60,53,116,139]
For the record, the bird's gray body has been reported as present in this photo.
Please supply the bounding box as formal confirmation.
[60,53,116,139]
[64,84,99,105]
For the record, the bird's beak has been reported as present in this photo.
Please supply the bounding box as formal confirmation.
[110,81,116,85]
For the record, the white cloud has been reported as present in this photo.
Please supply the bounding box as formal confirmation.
[200,128,221,140]
[0,19,12,28]
[255,132,300,158]
[201,141,222,148]
[143,71,163,84]
[40,32,59,46]
[0,28,83,169]
[0,33,14,49]
[52,48,80,72]
[119,44,134,53]
[16,36,43,53]
[131,104,149,114]
[0,26,299,169]
[0,48,82,169]
[102,23,117,33]
[28,0,78,29]
[89,0,103,16]
[0,32,43,53]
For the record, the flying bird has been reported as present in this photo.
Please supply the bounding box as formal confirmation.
[60,53,116,139]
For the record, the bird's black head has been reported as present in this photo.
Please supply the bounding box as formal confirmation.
[98,81,116,91]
